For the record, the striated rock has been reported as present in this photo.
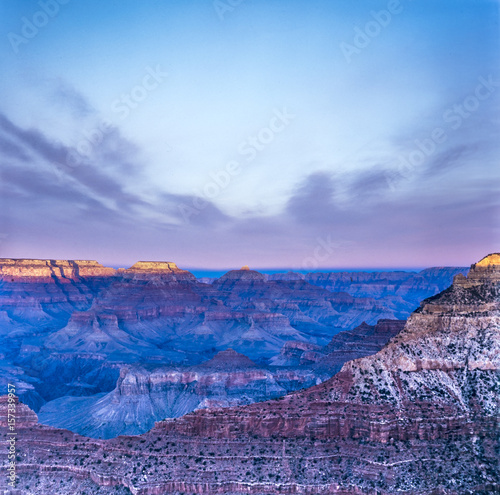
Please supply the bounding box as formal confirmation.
[272,319,405,370]
[216,267,267,282]
[0,258,115,282]
[0,254,485,488]
[121,261,196,281]
[44,311,163,358]
[298,266,469,310]
[37,350,320,438]
[454,252,500,286]
[0,254,498,494]
[268,271,305,281]
[269,340,323,366]
[0,395,38,428]
[315,319,405,372]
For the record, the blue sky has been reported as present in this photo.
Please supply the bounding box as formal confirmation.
[0,0,498,269]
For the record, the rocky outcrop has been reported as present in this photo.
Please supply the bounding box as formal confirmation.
[0,254,497,494]
[37,349,320,438]
[195,348,257,369]
[216,267,267,282]
[270,340,323,366]
[454,252,500,285]
[121,261,196,281]
[0,259,116,333]
[273,319,406,372]
[0,395,38,428]
[0,258,116,281]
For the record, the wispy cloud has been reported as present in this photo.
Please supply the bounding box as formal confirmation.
[0,111,149,226]
[50,79,96,118]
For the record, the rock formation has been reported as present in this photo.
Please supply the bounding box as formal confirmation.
[0,258,116,281]
[121,261,196,281]
[272,266,469,309]
[37,349,320,439]
[272,319,406,373]
[0,254,497,494]
[0,396,38,428]
[0,257,470,442]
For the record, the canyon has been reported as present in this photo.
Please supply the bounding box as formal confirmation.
[37,349,322,439]
[0,258,466,438]
[0,254,497,494]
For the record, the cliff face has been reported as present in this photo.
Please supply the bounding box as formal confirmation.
[37,349,320,439]
[121,261,197,281]
[0,396,38,428]
[0,258,116,282]
[0,254,498,494]
[0,259,116,332]
[271,319,405,372]
[297,266,469,307]
[153,255,498,442]
[0,257,477,444]
[1,256,432,441]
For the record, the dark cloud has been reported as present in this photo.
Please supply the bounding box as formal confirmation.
[0,109,235,258]
[424,145,472,177]
[0,113,68,165]
[285,172,337,224]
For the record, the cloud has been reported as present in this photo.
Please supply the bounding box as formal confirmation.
[0,112,148,213]
[50,79,96,118]
[0,70,497,269]
[157,192,232,228]
[285,171,337,224]
[0,134,29,162]
[422,144,473,177]
[346,166,394,200]
[0,106,233,259]
[0,112,156,247]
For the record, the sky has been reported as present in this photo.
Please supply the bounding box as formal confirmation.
[0,0,498,270]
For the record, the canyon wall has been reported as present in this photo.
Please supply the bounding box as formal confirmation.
[0,254,497,494]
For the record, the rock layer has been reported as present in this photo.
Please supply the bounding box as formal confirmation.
[37,349,320,438]
[0,254,497,494]
[272,319,405,372]
[0,258,473,446]
[0,258,115,281]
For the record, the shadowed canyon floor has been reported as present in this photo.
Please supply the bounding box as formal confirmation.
[0,254,498,494]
